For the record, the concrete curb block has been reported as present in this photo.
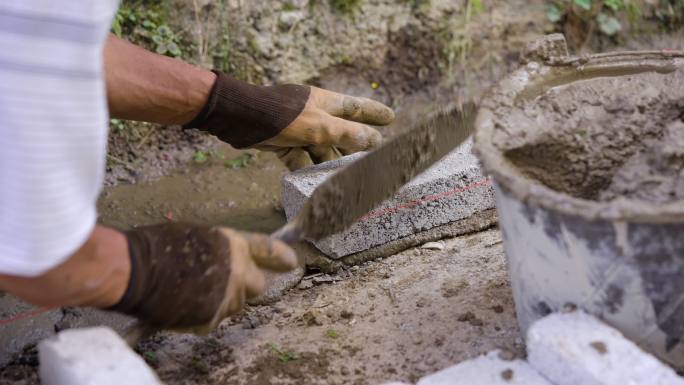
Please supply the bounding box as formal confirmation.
[0,294,135,366]
[527,311,684,385]
[39,327,162,385]
[282,139,495,259]
[416,350,552,385]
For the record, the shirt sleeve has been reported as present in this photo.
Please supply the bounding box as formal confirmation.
[0,0,119,276]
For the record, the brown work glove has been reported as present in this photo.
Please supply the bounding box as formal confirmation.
[109,222,296,334]
[183,71,395,170]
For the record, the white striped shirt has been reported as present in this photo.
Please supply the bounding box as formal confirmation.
[0,0,119,276]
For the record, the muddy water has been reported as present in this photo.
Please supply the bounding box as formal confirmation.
[495,67,684,204]
[98,148,287,233]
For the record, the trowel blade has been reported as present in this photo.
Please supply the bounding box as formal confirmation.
[273,102,478,243]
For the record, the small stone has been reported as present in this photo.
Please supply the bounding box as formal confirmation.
[312,275,335,285]
[340,310,354,319]
[501,368,514,381]
[589,341,608,355]
[421,241,445,251]
[297,280,314,290]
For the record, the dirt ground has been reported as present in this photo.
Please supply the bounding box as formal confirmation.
[137,228,521,385]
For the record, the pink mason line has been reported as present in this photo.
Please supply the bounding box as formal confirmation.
[360,178,493,221]
[0,307,52,325]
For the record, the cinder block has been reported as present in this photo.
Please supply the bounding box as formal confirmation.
[0,293,62,366]
[0,292,136,366]
[282,139,495,258]
[39,327,162,385]
[417,350,552,385]
[528,311,684,385]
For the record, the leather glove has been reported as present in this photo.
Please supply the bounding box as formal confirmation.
[109,222,297,334]
[184,71,395,170]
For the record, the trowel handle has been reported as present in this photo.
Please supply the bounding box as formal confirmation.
[271,221,302,244]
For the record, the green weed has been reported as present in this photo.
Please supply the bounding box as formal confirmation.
[111,3,184,58]
[225,153,253,169]
[269,343,299,363]
[329,0,363,14]
[193,151,209,164]
[190,358,209,373]
[142,351,159,365]
[546,0,684,41]
[326,329,339,339]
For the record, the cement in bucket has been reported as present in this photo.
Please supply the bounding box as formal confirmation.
[474,34,684,368]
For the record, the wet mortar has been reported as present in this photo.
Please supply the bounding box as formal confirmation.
[495,68,684,203]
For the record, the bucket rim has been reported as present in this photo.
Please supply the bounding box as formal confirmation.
[474,48,684,224]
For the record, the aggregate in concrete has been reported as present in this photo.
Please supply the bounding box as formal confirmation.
[39,327,162,385]
[528,311,684,385]
[282,139,495,258]
[417,350,552,385]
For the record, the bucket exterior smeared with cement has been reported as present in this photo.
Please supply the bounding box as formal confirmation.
[475,35,684,367]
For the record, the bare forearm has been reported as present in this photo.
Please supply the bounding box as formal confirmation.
[104,34,216,125]
[0,226,130,308]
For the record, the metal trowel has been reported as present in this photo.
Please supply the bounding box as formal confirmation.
[272,102,478,243]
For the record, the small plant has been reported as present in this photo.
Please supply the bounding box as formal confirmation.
[325,329,339,339]
[190,358,209,373]
[225,153,253,169]
[193,151,209,164]
[439,0,484,80]
[269,343,299,363]
[283,2,299,11]
[110,119,127,132]
[403,0,431,10]
[329,0,363,14]
[111,3,184,57]
[142,351,159,365]
[546,0,635,38]
[205,338,222,349]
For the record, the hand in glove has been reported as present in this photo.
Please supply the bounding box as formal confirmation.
[184,71,395,170]
[111,223,297,334]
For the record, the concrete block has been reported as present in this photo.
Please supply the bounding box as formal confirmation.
[282,139,494,258]
[0,293,62,366]
[528,311,684,385]
[0,292,136,366]
[39,326,162,385]
[417,350,552,385]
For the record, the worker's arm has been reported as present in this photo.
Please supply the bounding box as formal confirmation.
[0,226,130,309]
[104,34,395,169]
[0,224,296,332]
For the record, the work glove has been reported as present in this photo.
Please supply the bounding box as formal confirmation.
[183,71,395,170]
[110,223,297,334]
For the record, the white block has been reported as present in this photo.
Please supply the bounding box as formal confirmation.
[417,350,552,385]
[528,311,684,385]
[39,326,162,385]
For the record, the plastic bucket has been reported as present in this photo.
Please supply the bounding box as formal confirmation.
[474,35,684,367]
